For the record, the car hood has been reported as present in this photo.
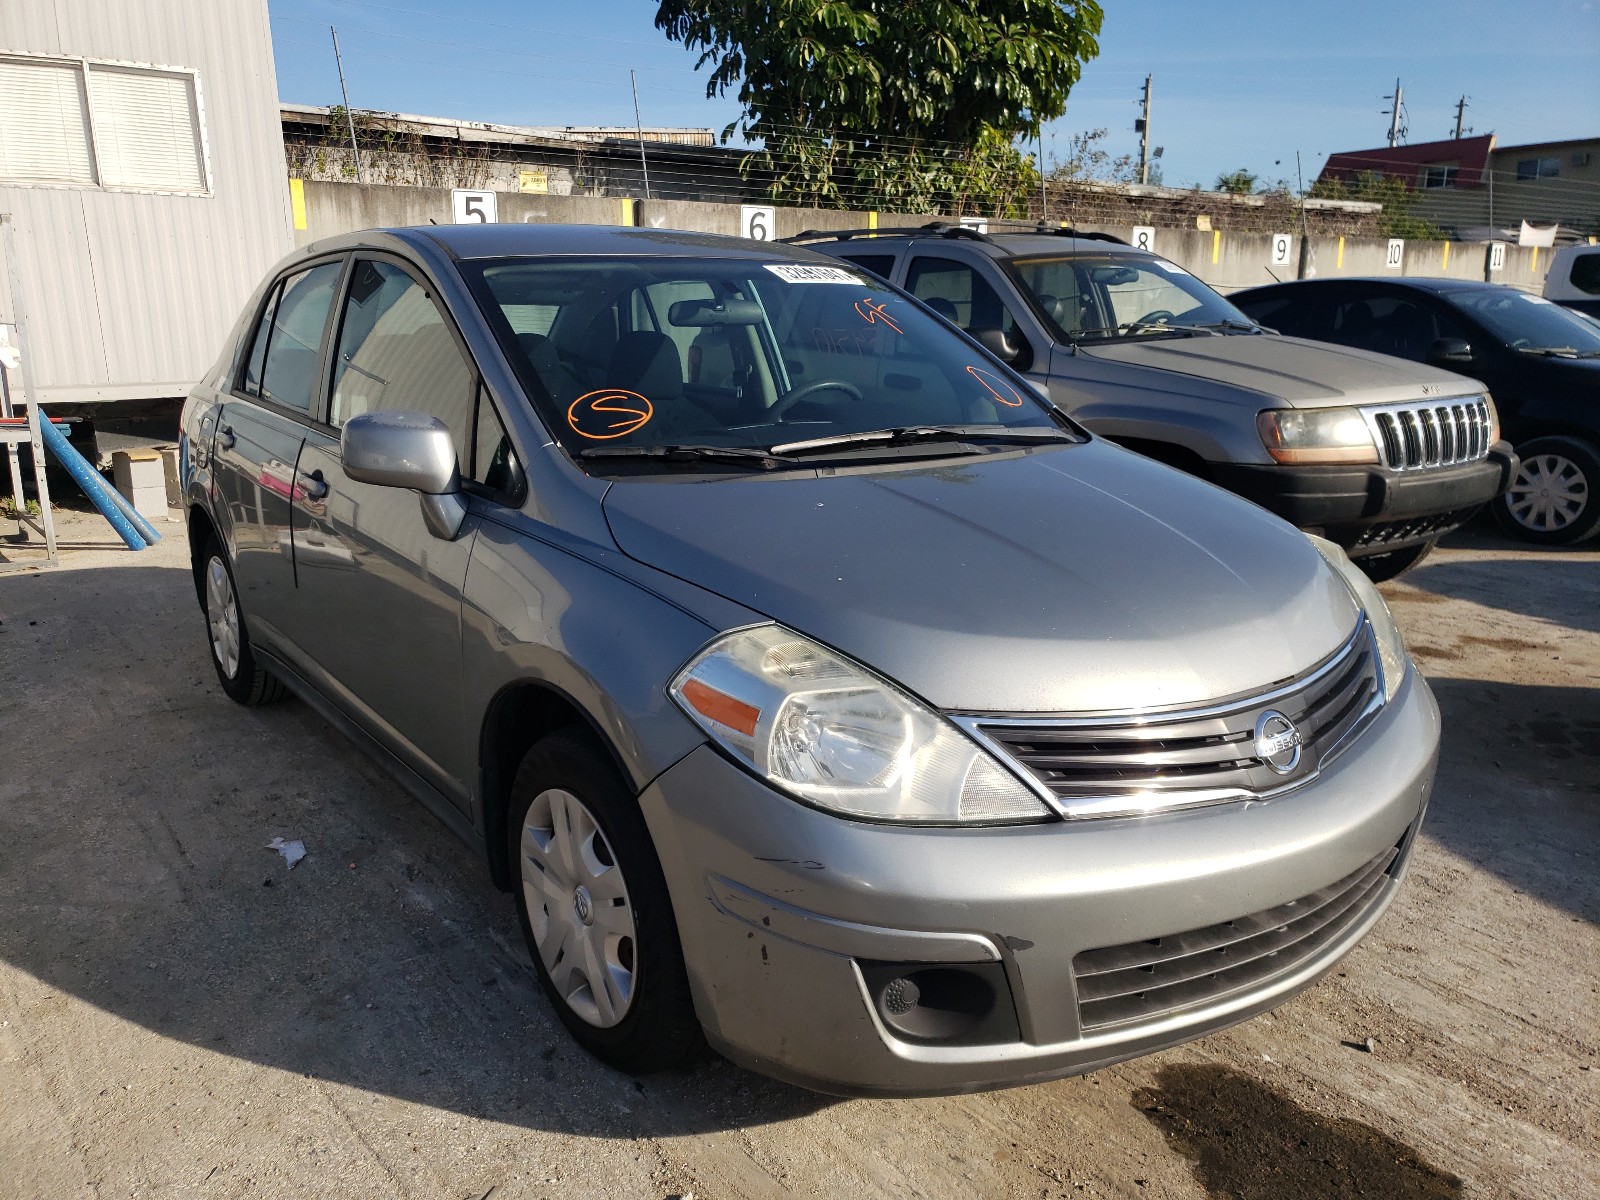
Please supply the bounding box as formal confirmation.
[1079,333,1478,408]
[600,442,1360,713]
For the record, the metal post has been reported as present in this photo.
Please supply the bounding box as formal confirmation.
[1386,78,1403,148]
[331,26,364,184]
[1,351,24,517]
[630,70,652,201]
[1,213,58,567]
[1138,75,1152,185]
[1038,133,1049,222]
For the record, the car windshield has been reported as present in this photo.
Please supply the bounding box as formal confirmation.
[1441,288,1600,354]
[463,256,1063,462]
[1009,254,1254,342]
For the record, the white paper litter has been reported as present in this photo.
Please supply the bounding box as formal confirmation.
[266,836,306,869]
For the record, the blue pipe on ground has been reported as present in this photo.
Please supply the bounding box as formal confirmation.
[34,407,147,551]
[96,462,164,545]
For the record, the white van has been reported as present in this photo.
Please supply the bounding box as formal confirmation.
[1543,244,1600,318]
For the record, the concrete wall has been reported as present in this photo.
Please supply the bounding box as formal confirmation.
[294,179,1558,296]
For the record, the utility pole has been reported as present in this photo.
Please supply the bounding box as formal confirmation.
[1452,95,1470,139]
[630,70,652,201]
[330,26,363,183]
[1136,74,1153,185]
[1384,78,1404,147]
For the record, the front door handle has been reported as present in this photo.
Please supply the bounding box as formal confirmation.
[302,469,329,502]
[216,424,236,450]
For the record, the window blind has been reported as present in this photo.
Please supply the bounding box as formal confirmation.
[0,58,95,184]
[86,64,204,191]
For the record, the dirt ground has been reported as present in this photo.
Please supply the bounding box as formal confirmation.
[1,504,1595,1200]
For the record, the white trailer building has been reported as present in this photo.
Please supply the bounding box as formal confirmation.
[0,0,292,411]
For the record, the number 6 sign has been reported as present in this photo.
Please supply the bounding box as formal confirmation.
[741,205,776,241]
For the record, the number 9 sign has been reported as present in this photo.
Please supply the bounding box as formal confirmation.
[741,205,776,241]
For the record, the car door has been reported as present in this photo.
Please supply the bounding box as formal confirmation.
[903,251,1047,387]
[287,255,506,809]
[211,259,344,656]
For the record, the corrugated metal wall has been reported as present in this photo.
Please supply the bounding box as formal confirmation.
[0,0,293,403]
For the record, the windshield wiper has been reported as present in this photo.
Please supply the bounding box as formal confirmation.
[579,444,784,468]
[769,424,1075,456]
[1518,345,1600,358]
[1074,322,1210,340]
[1190,319,1262,333]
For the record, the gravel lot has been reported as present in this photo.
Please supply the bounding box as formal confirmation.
[1,505,1595,1199]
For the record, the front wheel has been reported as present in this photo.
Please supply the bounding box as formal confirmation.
[1354,539,1436,582]
[508,730,703,1074]
[1493,436,1600,545]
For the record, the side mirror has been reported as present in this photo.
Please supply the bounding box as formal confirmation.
[341,410,468,541]
[1426,337,1474,367]
[972,326,1022,364]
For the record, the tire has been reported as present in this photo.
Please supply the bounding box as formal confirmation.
[1354,538,1437,583]
[1493,436,1600,546]
[507,729,703,1074]
[199,536,287,706]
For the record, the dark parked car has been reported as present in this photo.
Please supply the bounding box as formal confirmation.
[1234,278,1600,545]
[179,224,1437,1096]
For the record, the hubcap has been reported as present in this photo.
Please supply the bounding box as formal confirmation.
[520,788,636,1028]
[205,556,241,679]
[1506,453,1588,532]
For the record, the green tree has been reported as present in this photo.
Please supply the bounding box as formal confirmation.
[1309,170,1447,240]
[1214,168,1258,194]
[655,1,1104,212]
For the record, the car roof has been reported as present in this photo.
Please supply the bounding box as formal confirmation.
[1240,276,1505,296]
[313,223,846,264]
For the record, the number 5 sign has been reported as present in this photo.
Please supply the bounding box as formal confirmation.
[1270,233,1293,266]
[741,205,776,241]
[452,189,497,224]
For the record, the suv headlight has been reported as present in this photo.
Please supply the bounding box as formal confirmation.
[1309,537,1409,701]
[1258,407,1379,465]
[670,625,1051,824]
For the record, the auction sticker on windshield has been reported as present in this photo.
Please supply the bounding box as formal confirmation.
[764,264,859,284]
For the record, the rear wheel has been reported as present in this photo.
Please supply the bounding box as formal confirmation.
[1355,539,1436,582]
[508,730,703,1073]
[1494,436,1600,545]
[200,536,287,705]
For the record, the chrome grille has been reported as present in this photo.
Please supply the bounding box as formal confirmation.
[1073,836,1406,1030]
[1365,398,1492,470]
[964,620,1382,819]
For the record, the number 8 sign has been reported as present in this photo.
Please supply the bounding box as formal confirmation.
[1131,226,1155,252]
[741,205,776,241]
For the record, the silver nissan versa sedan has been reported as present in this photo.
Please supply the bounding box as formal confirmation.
[180,224,1439,1097]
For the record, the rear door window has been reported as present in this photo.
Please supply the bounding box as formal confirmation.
[241,283,281,397]
[257,262,342,413]
[1329,294,1460,361]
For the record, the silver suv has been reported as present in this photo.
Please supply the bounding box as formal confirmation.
[799,223,1516,580]
[181,225,1439,1096]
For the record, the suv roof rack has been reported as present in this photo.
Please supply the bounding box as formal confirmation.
[780,220,1128,248]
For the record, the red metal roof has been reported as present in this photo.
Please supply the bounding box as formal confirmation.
[1317,134,1496,190]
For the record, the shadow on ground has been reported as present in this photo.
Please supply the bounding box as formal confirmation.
[1134,1063,1462,1198]
[0,562,829,1139]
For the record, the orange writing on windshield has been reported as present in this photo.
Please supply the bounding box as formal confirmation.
[568,389,654,439]
[966,365,1025,407]
[854,297,902,334]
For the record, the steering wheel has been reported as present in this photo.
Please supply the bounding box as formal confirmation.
[769,379,865,422]
[1132,309,1178,328]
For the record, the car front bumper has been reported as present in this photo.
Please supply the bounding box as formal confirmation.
[1210,444,1517,558]
[637,669,1440,1097]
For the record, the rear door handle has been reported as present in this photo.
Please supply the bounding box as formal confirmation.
[216,424,236,450]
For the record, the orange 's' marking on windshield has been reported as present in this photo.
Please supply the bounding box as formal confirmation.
[966,365,1025,408]
[568,389,654,439]
[854,297,902,334]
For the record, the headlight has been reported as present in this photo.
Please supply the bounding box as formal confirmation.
[1258,407,1379,465]
[1308,537,1408,701]
[670,625,1051,824]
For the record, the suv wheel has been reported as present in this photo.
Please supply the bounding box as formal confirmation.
[1355,539,1436,583]
[1494,436,1600,545]
[200,536,287,705]
[508,730,703,1073]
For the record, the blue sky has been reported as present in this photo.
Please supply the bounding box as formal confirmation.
[268,0,1600,190]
